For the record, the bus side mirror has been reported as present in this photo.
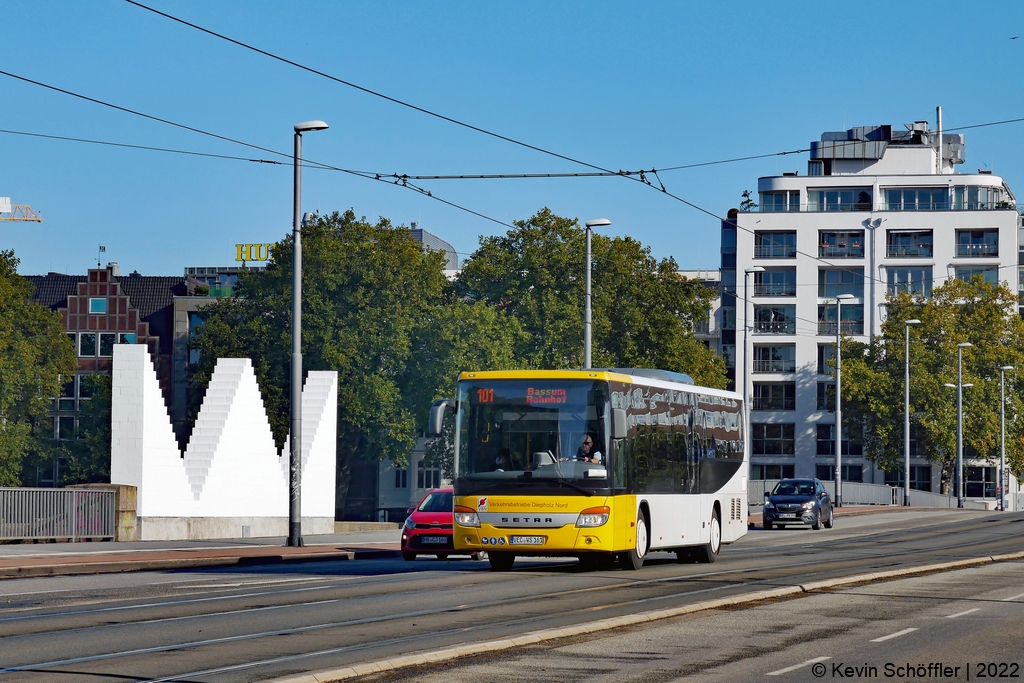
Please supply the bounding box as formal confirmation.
[612,409,628,439]
[428,399,455,436]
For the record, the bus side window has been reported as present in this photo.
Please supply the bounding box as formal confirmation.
[613,439,627,492]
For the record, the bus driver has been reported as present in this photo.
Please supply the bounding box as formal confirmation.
[574,433,603,464]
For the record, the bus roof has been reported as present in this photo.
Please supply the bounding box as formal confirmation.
[457,368,740,402]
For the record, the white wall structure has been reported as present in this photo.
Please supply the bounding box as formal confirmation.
[111,344,336,539]
[722,116,1020,506]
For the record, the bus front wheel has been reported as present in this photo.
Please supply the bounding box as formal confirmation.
[488,552,515,571]
[695,509,721,563]
[621,512,648,571]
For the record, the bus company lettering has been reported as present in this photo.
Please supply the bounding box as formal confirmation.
[487,500,570,511]
[527,387,567,405]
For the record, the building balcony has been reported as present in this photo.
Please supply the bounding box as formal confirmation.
[754,283,797,297]
[956,243,999,258]
[819,244,864,259]
[752,359,796,373]
[754,245,797,259]
[886,244,933,258]
[818,321,864,336]
[754,321,796,335]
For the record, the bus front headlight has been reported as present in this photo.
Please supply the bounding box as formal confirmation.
[576,506,610,528]
[454,505,480,527]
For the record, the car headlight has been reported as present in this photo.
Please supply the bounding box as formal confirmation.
[404,516,415,529]
[454,505,480,527]
[764,500,774,509]
[801,501,816,510]
[575,506,610,528]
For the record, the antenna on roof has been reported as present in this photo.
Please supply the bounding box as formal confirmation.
[98,245,106,268]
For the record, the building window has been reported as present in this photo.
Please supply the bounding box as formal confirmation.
[78,375,95,400]
[956,265,998,285]
[760,191,800,212]
[887,266,933,296]
[751,464,795,480]
[754,305,796,335]
[887,230,933,257]
[79,332,97,357]
[417,462,441,490]
[118,333,137,344]
[720,307,736,330]
[808,188,872,212]
[721,225,736,255]
[754,231,797,259]
[58,377,76,412]
[817,344,835,375]
[819,230,865,258]
[884,465,932,492]
[99,333,117,357]
[818,268,864,298]
[885,187,949,211]
[953,185,1004,210]
[394,468,408,489]
[965,466,997,498]
[818,304,864,336]
[752,423,795,455]
[956,229,999,257]
[753,345,796,373]
[754,268,797,297]
[57,416,76,441]
[752,383,795,411]
[816,464,864,482]
[720,344,735,369]
[815,424,863,456]
[88,298,107,314]
[816,382,834,411]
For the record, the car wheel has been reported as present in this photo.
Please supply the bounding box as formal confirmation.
[763,521,773,531]
[812,510,822,530]
[488,552,515,571]
[620,511,648,571]
[824,507,834,529]
[402,552,416,562]
[695,509,721,563]
[436,553,449,560]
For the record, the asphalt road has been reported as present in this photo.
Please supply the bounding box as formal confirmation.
[0,509,1021,683]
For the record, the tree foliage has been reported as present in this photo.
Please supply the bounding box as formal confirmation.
[61,374,113,484]
[841,277,1024,487]
[0,250,77,485]
[456,207,726,387]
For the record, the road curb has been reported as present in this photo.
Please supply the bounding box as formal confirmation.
[261,550,1024,683]
[0,548,401,579]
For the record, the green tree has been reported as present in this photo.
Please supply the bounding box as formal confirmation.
[739,190,758,212]
[62,374,113,484]
[0,250,77,485]
[457,208,726,387]
[189,211,518,513]
[841,277,1024,490]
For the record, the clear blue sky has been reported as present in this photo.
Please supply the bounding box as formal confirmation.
[3,1,1023,276]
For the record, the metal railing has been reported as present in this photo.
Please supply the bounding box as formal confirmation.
[752,359,796,373]
[0,488,116,541]
[754,321,796,335]
[819,245,865,258]
[754,244,797,259]
[754,283,797,297]
[886,245,933,258]
[749,480,991,510]
[817,321,864,336]
[956,243,999,257]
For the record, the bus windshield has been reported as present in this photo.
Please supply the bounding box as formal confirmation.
[455,380,610,492]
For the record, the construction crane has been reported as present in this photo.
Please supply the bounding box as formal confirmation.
[0,197,42,222]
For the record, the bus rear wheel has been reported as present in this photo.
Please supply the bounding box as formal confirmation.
[488,552,515,571]
[695,509,721,563]
[620,512,648,571]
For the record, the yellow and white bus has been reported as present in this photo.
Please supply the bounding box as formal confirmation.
[428,368,748,571]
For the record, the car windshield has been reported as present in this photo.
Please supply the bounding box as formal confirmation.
[418,491,453,513]
[773,481,815,496]
[455,380,609,485]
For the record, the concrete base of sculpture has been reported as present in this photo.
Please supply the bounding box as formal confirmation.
[137,516,334,541]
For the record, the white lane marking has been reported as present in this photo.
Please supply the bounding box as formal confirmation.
[945,608,980,619]
[1001,591,1024,602]
[870,627,918,642]
[767,656,831,677]
[173,576,327,589]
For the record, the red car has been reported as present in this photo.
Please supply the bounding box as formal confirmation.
[401,488,484,561]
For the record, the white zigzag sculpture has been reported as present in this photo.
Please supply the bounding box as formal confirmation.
[110,344,336,539]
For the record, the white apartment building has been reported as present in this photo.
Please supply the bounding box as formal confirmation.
[721,117,1019,505]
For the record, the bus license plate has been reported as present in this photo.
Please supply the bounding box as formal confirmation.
[778,513,796,519]
[509,536,544,545]
[421,536,448,544]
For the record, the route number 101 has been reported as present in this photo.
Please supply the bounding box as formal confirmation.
[476,388,495,403]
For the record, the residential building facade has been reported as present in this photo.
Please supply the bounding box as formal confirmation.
[722,118,1019,505]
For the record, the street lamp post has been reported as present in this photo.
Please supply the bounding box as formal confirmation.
[999,365,1014,512]
[743,267,765,442]
[834,293,855,507]
[289,120,328,548]
[583,219,611,370]
[944,342,973,508]
[904,319,921,505]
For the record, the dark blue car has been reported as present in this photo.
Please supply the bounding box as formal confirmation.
[763,478,833,530]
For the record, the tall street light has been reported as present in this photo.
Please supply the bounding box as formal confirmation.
[943,341,973,509]
[583,219,610,370]
[834,293,855,507]
[743,267,765,443]
[999,365,1014,512]
[289,120,328,548]
[904,319,921,505]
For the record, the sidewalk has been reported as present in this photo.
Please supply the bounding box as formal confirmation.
[0,530,403,579]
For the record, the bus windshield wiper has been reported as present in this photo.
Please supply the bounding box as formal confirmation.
[556,478,594,496]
